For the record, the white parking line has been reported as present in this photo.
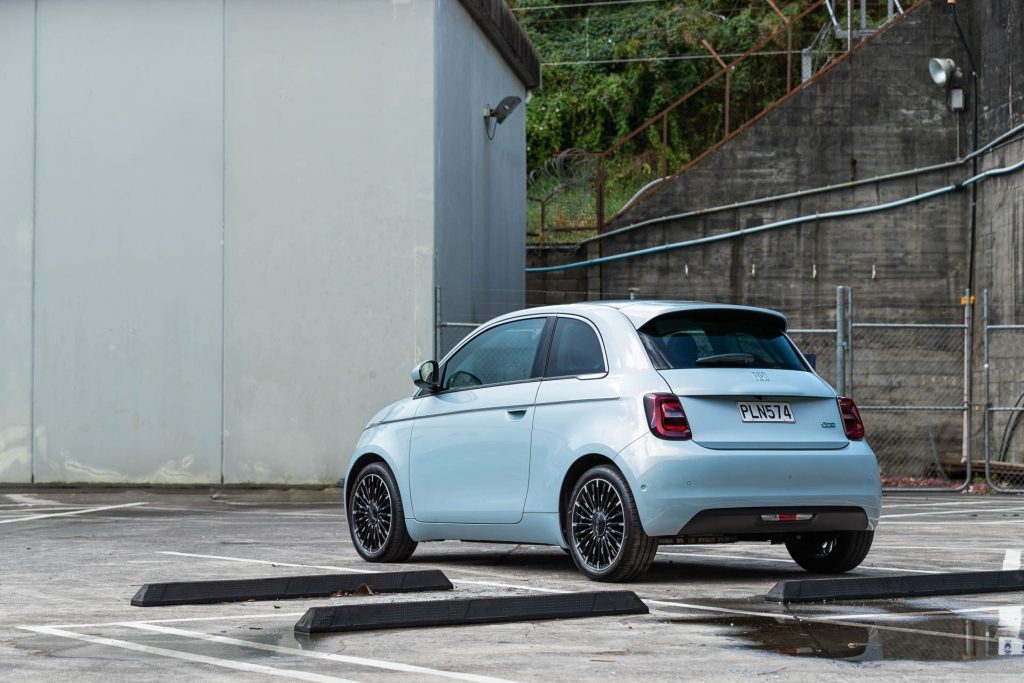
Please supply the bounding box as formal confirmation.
[3,493,63,505]
[151,548,1007,634]
[0,502,147,525]
[881,506,1024,519]
[656,550,947,573]
[868,545,1013,552]
[34,601,1024,632]
[642,598,1002,644]
[28,544,1018,656]
[30,612,309,630]
[880,520,1024,526]
[805,605,1018,622]
[157,551,368,573]
[881,499,1014,508]
[128,623,516,683]
[159,551,569,593]
[1004,550,1023,571]
[20,626,358,682]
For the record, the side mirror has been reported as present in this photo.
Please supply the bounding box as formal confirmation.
[412,360,439,391]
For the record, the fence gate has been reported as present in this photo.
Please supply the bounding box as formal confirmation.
[848,290,972,491]
[983,289,1024,492]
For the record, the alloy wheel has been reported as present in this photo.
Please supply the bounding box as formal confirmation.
[571,477,625,570]
[351,473,392,553]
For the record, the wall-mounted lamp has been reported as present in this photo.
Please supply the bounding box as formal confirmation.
[928,58,967,111]
[948,87,966,112]
[484,95,522,140]
[928,57,963,86]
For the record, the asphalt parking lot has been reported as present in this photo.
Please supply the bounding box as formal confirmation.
[3,488,1023,681]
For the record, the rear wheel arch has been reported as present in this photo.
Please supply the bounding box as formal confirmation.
[558,454,618,544]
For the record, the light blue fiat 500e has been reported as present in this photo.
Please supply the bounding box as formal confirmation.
[344,301,881,582]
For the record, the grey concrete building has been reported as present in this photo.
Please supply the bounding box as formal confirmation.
[0,0,539,484]
[526,0,1023,476]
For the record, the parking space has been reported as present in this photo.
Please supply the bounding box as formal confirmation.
[3,489,1023,680]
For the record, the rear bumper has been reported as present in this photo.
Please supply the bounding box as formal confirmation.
[614,433,882,538]
[674,506,868,537]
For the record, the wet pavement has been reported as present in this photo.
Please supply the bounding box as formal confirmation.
[1,488,1023,680]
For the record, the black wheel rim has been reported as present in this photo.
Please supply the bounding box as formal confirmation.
[571,478,625,571]
[351,473,392,553]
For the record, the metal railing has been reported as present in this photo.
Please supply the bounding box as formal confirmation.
[527,0,923,239]
[436,284,996,492]
[851,294,972,492]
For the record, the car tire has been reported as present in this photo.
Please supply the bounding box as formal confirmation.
[566,464,657,582]
[347,461,417,563]
[785,530,874,573]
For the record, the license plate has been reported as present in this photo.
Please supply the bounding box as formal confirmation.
[737,401,795,423]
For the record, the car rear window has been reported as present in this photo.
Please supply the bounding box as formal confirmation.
[637,310,807,371]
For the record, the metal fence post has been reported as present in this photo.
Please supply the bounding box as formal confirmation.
[847,286,854,395]
[962,288,973,483]
[836,286,846,395]
[434,286,441,361]
[983,288,991,486]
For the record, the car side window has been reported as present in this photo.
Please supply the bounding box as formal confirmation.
[545,317,606,377]
[442,318,547,390]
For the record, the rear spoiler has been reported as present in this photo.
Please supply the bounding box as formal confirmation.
[616,303,788,332]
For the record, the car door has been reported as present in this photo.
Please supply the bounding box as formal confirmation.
[409,316,550,524]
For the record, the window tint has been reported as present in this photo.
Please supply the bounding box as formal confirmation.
[443,318,547,389]
[638,310,806,371]
[546,318,606,377]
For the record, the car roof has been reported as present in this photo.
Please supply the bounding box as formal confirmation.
[504,300,789,330]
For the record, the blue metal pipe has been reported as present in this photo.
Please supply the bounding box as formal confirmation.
[526,154,1023,274]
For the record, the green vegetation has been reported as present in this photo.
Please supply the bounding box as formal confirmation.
[510,0,825,239]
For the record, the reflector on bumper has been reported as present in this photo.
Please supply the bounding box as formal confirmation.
[760,513,814,522]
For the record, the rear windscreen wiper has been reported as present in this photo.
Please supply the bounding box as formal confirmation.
[695,352,755,366]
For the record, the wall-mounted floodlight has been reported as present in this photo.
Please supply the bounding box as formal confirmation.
[928,57,962,86]
[484,96,522,140]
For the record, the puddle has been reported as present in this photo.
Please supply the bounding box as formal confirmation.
[677,610,1024,661]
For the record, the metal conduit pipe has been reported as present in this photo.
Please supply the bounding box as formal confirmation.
[525,154,1024,274]
[575,120,1024,248]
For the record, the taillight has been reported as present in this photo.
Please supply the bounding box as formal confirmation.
[644,393,692,440]
[838,396,865,440]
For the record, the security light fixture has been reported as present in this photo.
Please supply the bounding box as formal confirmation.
[484,95,522,139]
[948,87,966,112]
[928,57,962,86]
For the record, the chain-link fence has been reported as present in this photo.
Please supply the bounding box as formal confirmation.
[436,284,1012,493]
[983,289,1024,492]
[787,328,839,389]
[851,318,970,491]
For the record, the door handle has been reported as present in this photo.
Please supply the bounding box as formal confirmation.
[506,408,528,420]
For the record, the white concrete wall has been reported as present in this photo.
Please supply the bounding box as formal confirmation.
[222,0,436,483]
[32,0,225,482]
[0,0,36,483]
[1,0,528,484]
[434,0,527,354]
